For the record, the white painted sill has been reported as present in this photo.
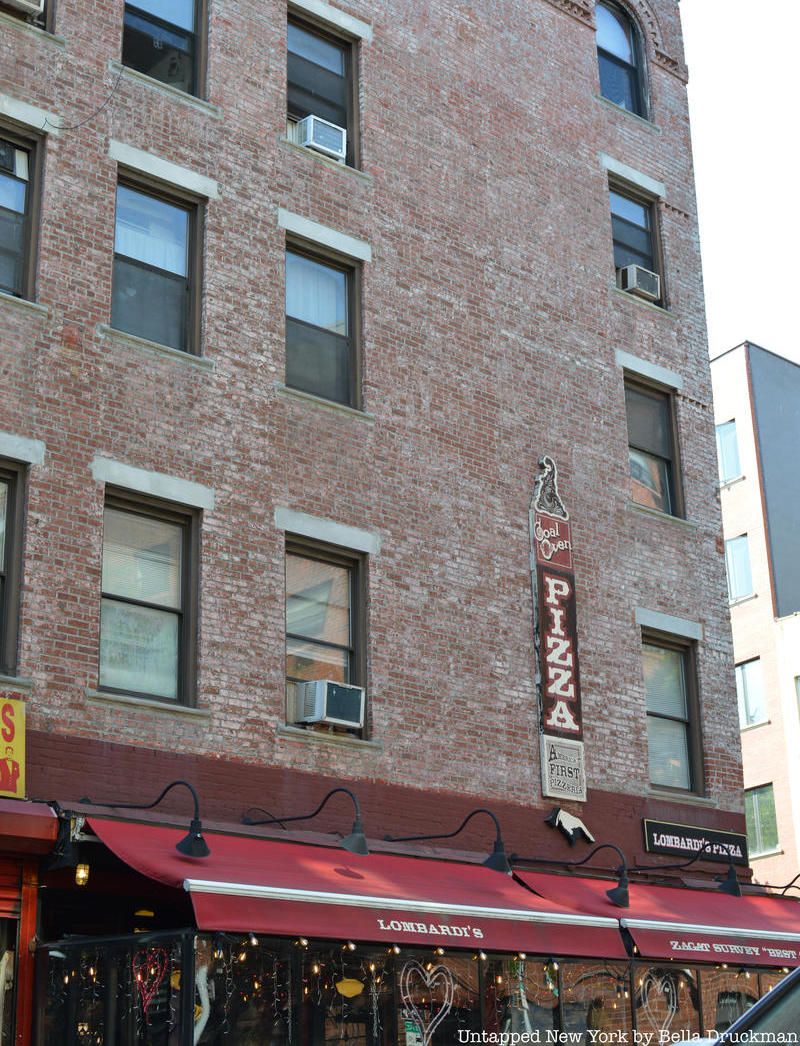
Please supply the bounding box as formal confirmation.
[719,475,746,491]
[0,291,49,319]
[729,592,757,608]
[97,325,214,371]
[628,502,699,530]
[750,847,783,862]
[86,688,211,718]
[0,674,33,691]
[594,93,659,133]
[647,789,716,807]
[277,723,383,752]
[274,382,375,422]
[278,137,372,183]
[740,718,770,734]
[611,285,674,318]
[108,61,220,117]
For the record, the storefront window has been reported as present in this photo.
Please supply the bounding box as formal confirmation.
[395,952,480,1046]
[297,943,393,1046]
[699,967,758,1033]
[560,961,631,1037]
[485,957,559,1034]
[633,965,701,1038]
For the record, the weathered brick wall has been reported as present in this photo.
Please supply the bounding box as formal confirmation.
[0,0,742,843]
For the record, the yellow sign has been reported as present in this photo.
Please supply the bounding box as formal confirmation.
[0,698,25,798]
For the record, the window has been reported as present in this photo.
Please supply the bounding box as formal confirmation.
[643,638,700,791]
[0,0,48,28]
[285,245,357,406]
[0,131,37,300]
[610,187,660,289]
[736,659,766,728]
[111,181,200,354]
[716,419,741,484]
[287,17,357,166]
[0,463,24,675]
[725,534,753,601]
[285,539,363,730]
[99,493,197,703]
[122,0,204,96]
[596,1,646,116]
[624,380,679,515]
[745,784,778,857]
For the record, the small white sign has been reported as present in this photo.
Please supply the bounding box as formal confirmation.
[540,735,586,802]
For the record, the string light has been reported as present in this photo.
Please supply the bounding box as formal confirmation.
[344,941,356,951]
[389,945,400,955]
[249,934,259,947]
[434,947,445,956]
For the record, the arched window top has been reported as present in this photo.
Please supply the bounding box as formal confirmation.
[596,1,647,117]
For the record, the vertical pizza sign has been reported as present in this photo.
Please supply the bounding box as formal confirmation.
[530,456,586,802]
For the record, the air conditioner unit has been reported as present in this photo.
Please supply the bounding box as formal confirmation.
[618,264,661,303]
[5,0,44,15]
[293,680,365,729]
[296,115,347,161]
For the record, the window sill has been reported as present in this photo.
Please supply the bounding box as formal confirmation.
[628,501,699,530]
[611,285,673,317]
[595,94,659,132]
[647,789,715,807]
[278,137,372,183]
[277,723,383,752]
[97,325,214,371]
[0,8,65,46]
[0,290,50,319]
[729,592,757,608]
[0,674,33,692]
[108,61,220,117]
[719,474,746,491]
[86,688,211,718]
[274,382,375,422]
[741,718,770,734]
[750,847,783,862]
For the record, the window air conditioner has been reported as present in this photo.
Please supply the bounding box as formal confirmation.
[293,680,365,729]
[618,264,661,303]
[5,0,44,14]
[296,115,347,162]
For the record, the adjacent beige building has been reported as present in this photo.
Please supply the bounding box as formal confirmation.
[712,342,800,890]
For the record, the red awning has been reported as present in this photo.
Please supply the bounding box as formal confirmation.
[88,818,625,957]
[517,870,800,968]
[0,797,58,854]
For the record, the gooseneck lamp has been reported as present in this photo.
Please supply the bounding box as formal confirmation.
[511,842,631,908]
[242,787,369,856]
[80,779,210,858]
[384,808,512,875]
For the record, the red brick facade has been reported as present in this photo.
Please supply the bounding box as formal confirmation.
[1,0,740,862]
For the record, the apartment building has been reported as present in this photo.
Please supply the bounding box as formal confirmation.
[712,342,800,892]
[1,0,798,1041]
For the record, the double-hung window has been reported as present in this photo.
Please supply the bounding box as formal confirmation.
[285,246,357,406]
[716,420,741,484]
[100,494,197,703]
[0,463,24,675]
[112,181,199,353]
[285,539,363,731]
[725,534,753,601]
[735,659,766,729]
[596,1,646,117]
[610,188,659,281]
[122,0,203,96]
[624,380,679,515]
[643,638,700,792]
[745,784,778,857]
[0,132,36,300]
[287,18,356,166]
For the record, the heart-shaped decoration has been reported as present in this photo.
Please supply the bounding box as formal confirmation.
[399,961,455,1046]
[132,946,169,1018]
[640,969,679,1033]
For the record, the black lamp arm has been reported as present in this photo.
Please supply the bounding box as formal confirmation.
[242,787,362,827]
[511,841,628,874]
[385,808,503,845]
[81,779,202,823]
[633,841,719,872]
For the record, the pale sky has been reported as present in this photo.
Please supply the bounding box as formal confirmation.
[680,0,800,364]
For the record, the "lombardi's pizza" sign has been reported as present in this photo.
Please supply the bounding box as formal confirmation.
[530,457,586,802]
